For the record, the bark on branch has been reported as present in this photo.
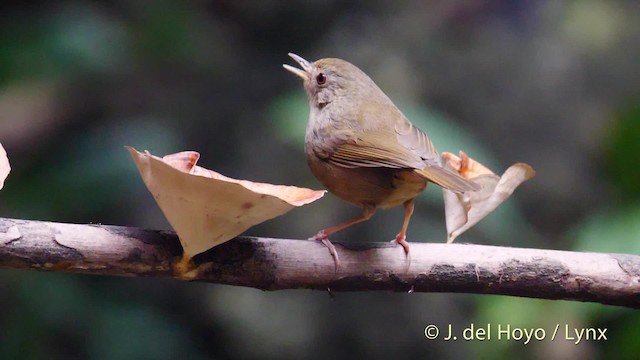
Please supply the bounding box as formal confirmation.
[1,217,639,308]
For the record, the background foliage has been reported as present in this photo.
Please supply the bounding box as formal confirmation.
[1,1,639,359]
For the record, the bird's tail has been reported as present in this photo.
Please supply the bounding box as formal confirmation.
[415,166,480,193]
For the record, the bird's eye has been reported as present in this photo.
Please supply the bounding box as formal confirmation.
[316,73,326,85]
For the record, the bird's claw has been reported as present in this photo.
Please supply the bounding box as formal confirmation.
[309,233,340,272]
[390,234,410,255]
[391,233,411,272]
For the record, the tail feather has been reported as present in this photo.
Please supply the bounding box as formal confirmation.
[415,166,480,193]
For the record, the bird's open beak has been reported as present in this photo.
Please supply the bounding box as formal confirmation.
[283,53,312,81]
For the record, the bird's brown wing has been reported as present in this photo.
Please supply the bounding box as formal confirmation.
[394,114,480,192]
[328,131,422,168]
[326,104,479,193]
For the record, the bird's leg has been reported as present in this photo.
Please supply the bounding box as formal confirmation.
[391,199,414,255]
[310,204,376,271]
[311,204,376,239]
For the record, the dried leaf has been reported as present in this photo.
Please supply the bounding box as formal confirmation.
[442,151,535,243]
[0,143,9,190]
[127,147,325,257]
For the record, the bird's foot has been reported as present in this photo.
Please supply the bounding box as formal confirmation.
[391,233,411,272]
[310,231,340,272]
[390,233,411,254]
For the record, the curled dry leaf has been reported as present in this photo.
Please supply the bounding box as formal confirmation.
[127,147,325,258]
[0,143,9,190]
[442,151,535,244]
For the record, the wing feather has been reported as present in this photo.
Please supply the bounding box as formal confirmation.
[322,102,479,192]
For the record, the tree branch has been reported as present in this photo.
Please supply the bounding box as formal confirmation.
[1,217,639,308]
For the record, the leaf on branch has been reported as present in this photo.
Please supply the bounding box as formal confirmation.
[0,143,9,190]
[442,151,535,243]
[127,147,325,258]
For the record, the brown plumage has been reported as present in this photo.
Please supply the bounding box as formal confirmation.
[284,53,479,267]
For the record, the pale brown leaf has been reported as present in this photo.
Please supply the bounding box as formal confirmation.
[0,143,9,190]
[127,147,325,257]
[442,151,535,243]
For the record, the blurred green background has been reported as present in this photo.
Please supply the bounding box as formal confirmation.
[1,1,639,359]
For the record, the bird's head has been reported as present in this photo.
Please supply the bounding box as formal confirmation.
[284,53,381,109]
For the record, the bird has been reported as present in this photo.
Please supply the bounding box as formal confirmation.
[283,53,479,268]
